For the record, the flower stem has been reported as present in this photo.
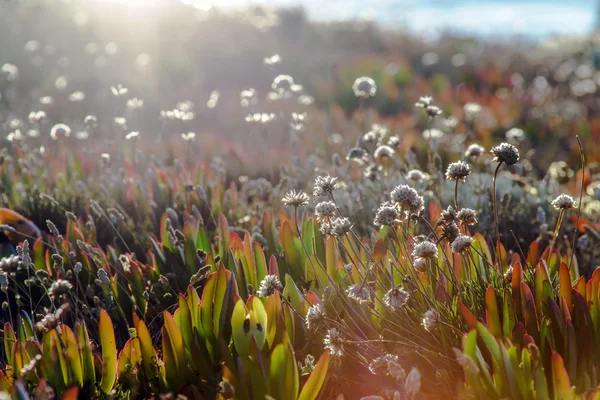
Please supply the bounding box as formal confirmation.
[492,161,503,248]
[547,209,565,263]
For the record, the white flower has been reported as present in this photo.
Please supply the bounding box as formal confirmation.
[412,241,438,261]
[451,235,473,253]
[314,201,336,223]
[324,327,344,356]
[282,190,309,208]
[506,127,525,142]
[50,124,71,140]
[551,194,575,210]
[464,143,485,159]
[352,76,377,98]
[346,284,370,303]
[463,102,482,121]
[374,202,399,226]
[445,161,471,182]
[491,143,520,166]
[257,275,281,297]
[383,286,409,309]
[422,310,437,332]
[306,303,324,330]
[313,175,338,198]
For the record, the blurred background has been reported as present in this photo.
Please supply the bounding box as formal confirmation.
[2,0,600,176]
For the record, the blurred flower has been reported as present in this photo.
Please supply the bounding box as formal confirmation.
[464,143,484,159]
[352,76,377,98]
[414,96,433,108]
[422,310,437,332]
[111,84,128,96]
[463,102,482,121]
[551,194,575,210]
[330,217,353,236]
[264,54,281,65]
[48,279,72,298]
[50,124,71,140]
[506,127,525,143]
[405,368,422,396]
[272,74,294,93]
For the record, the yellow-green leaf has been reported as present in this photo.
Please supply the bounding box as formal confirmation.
[99,309,117,394]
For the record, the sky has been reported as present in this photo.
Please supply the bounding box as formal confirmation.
[192,0,598,38]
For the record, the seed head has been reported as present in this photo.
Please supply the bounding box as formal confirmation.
[464,143,485,159]
[451,235,474,253]
[282,190,309,208]
[48,279,72,298]
[551,194,575,210]
[383,286,409,310]
[330,217,353,237]
[457,208,478,225]
[422,310,437,332]
[374,202,399,226]
[445,161,471,182]
[491,143,520,166]
[305,303,325,330]
[313,175,338,198]
[324,327,344,356]
[347,283,370,303]
[314,201,336,223]
[406,169,426,183]
[257,275,281,297]
[443,221,460,243]
[412,241,438,261]
[352,76,377,98]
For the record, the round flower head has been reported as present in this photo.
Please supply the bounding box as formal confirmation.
[352,76,377,98]
[374,202,399,226]
[422,309,437,332]
[491,143,520,166]
[314,201,336,223]
[406,169,427,183]
[272,74,294,93]
[457,208,478,225]
[346,283,370,304]
[451,235,473,253]
[387,135,401,148]
[443,221,460,243]
[50,123,71,140]
[282,190,309,208]
[346,147,368,163]
[330,217,353,236]
[445,161,471,182]
[425,105,443,118]
[305,303,325,330]
[464,143,484,160]
[324,327,344,356]
[373,145,395,162]
[414,96,433,108]
[390,185,419,205]
[551,194,575,210]
[257,275,281,297]
[48,279,72,298]
[412,240,438,261]
[313,175,338,198]
[463,102,482,121]
[506,127,525,143]
[383,286,409,310]
[368,354,399,375]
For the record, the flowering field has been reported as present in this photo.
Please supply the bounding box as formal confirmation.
[1,1,600,399]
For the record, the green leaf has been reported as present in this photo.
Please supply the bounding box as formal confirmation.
[76,322,96,386]
[62,325,83,386]
[99,309,117,394]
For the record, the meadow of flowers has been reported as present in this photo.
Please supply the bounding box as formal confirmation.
[1,1,600,399]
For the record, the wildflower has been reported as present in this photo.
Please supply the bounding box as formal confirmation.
[313,175,338,197]
[346,147,368,163]
[374,202,399,226]
[257,275,281,297]
[369,354,399,375]
[412,241,438,261]
[305,303,325,330]
[445,161,471,182]
[272,74,294,93]
[422,128,444,140]
[552,194,575,210]
[282,190,309,208]
[330,217,353,236]
[390,185,418,205]
[314,201,336,223]
[84,115,98,128]
[46,220,60,236]
[451,235,473,253]
[406,169,426,183]
[324,327,344,356]
[422,310,437,332]
[506,127,525,142]
[126,98,144,110]
[69,91,85,102]
[383,286,409,310]
[405,368,422,397]
[352,76,377,98]
[181,132,196,141]
[373,145,395,162]
[97,268,111,285]
[346,284,370,303]
[119,254,131,272]
[28,110,47,124]
[425,105,443,118]
[457,208,478,225]
[414,96,433,108]
[463,102,482,121]
[444,116,459,130]
[36,303,70,332]
[74,262,82,274]
[0,255,20,273]
[50,123,71,140]
[125,131,139,140]
[110,84,128,96]
[443,222,460,243]
[48,279,72,298]
[387,135,401,147]
[264,54,281,65]
[491,143,520,166]
[439,206,456,224]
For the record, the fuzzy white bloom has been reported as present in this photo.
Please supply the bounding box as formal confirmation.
[313,175,338,198]
[352,76,377,98]
[412,241,438,261]
[422,310,437,332]
[457,208,478,225]
[445,161,471,181]
[373,145,395,162]
[257,275,281,297]
[463,102,482,121]
[414,96,432,108]
[50,123,71,140]
[464,143,485,159]
[48,279,72,298]
[390,185,419,205]
[306,303,325,330]
[406,169,427,183]
[551,194,575,210]
[346,284,370,304]
[282,190,309,208]
[383,286,409,310]
[374,202,399,226]
[314,201,336,223]
[330,217,353,236]
[451,235,474,253]
[272,74,294,93]
[506,127,525,142]
[324,327,344,356]
[491,143,520,166]
[422,128,444,140]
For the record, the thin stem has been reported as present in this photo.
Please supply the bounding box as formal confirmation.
[492,161,503,252]
[454,180,459,210]
[547,209,565,263]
